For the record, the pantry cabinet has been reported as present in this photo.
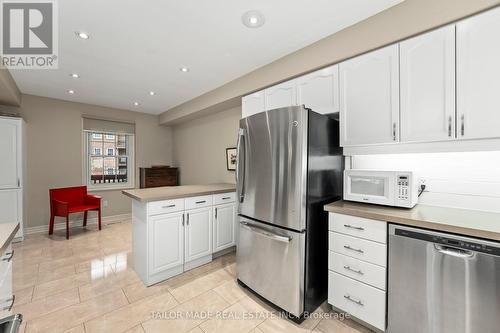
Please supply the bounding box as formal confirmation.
[340,45,400,146]
[265,79,298,111]
[400,25,456,142]
[457,6,500,140]
[297,65,340,115]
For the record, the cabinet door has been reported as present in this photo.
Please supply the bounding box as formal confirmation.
[297,65,340,115]
[242,91,265,118]
[400,25,456,142]
[213,203,236,252]
[185,207,212,263]
[265,79,297,111]
[457,7,500,140]
[340,45,400,146]
[0,119,20,190]
[148,211,184,275]
[0,190,20,225]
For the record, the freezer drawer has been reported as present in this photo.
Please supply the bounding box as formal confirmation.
[237,218,305,317]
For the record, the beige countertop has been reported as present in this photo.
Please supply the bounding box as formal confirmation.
[122,183,236,203]
[325,200,500,241]
[0,223,19,256]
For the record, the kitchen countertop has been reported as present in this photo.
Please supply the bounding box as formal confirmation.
[325,200,500,241]
[122,183,236,203]
[0,223,19,256]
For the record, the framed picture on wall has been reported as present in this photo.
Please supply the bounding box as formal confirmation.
[226,147,237,171]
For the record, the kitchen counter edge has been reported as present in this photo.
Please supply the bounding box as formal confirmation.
[122,184,236,203]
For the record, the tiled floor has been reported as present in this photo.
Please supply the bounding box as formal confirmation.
[12,220,375,333]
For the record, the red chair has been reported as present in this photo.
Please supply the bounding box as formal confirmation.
[49,186,102,239]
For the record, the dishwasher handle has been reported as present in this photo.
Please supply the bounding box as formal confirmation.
[435,244,474,259]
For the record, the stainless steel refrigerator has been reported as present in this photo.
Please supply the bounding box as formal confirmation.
[236,106,343,319]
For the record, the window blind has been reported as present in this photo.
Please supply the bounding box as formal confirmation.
[82,116,135,135]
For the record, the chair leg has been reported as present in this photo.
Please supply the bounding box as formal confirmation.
[83,211,88,227]
[66,216,70,240]
[98,209,102,231]
[49,215,55,235]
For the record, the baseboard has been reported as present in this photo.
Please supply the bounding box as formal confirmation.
[24,213,132,235]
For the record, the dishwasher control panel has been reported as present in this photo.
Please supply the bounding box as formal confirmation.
[394,228,500,256]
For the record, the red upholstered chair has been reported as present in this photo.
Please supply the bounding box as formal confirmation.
[49,186,102,239]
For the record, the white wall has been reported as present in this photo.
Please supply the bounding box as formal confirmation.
[351,151,500,213]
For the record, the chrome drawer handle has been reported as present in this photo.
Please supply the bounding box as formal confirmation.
[344,295,364,306]
[1,295,15,311]
[195,200,206,204]
[343,224,365,231]
[162,204,176,209]
[343,265,364,275]
[2,251,14,262]
[344,245,364,254]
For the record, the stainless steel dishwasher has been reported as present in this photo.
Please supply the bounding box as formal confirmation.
[388,224,500,333]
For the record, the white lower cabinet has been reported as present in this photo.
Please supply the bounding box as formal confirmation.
[328,213,387,332]
[185,207,212,269]
[133,192,236,286]
[0,244,14,319]
[213,203,236,252]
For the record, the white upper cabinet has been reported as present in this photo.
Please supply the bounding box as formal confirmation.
[0,118,20,190]
[185,207,212,263]
[242,91,265,118]
[340,45,400,146]
[297,65,340,115]
[265,79,298,111]
[400,25,456,143]
[457,7,500,140]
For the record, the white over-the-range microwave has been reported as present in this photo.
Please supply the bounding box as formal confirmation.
[343,170,418,208]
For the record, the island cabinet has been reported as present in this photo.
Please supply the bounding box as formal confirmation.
[132,191,236,286]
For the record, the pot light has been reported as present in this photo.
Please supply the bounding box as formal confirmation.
[75,31,90,39]
[149,91,155,96]
[67,90,75,94]
[70,73,80,79]
[242,11,265,28]
[180,67,190,73]
[133,101,140,106]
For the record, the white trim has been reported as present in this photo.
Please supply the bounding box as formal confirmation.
[24,213,131,235]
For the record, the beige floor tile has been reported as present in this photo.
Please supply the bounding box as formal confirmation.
[13,263,39,278]
[169,268,233,303]
[13,273,38,291]
[37,264,76,284]
[213,280,248,305]
[40,247,74,260]
[122,280,171,304]
[79,268,140,301]
[25,289,128,333]
[14,286,34,306]
[84,290,178,333]
[62,325,85,333]
[32,271,92,299]
[315,315,371,333]
[142,290,229,333]
[125,325,146,333]
[199,296,268,333]
[13,288,80,322]
[163,271,198,290]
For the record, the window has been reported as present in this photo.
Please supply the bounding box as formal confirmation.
[84,131,134,190]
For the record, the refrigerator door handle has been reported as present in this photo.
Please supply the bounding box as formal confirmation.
[236,128,246,203]
[240,221,292,243]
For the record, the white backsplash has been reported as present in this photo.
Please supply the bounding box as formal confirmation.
[351,151,500,213]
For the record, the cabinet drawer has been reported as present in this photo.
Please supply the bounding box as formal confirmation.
[329,232,387,267]
[185,195,213,210]
[329,251,386,290]
[148,198,185,216]
[329,213,387,243]
[328,271,386,331]
[213,192,236,205]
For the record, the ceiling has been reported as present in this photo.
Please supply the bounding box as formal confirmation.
[10,0,403,115]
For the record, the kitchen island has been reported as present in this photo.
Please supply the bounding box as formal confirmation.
[123,183,237,286]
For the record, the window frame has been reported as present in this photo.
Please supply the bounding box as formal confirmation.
[83,131,135,191]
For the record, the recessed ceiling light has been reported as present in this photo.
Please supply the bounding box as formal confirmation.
[149,91,155,96]
[133,101,140,106]
[67,90,75,94]
[75,31,90,39]
[180,67,190,73]
[70,73,80,79]
[242,10,265,28]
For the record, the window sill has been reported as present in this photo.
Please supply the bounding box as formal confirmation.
[88,184,135,192]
